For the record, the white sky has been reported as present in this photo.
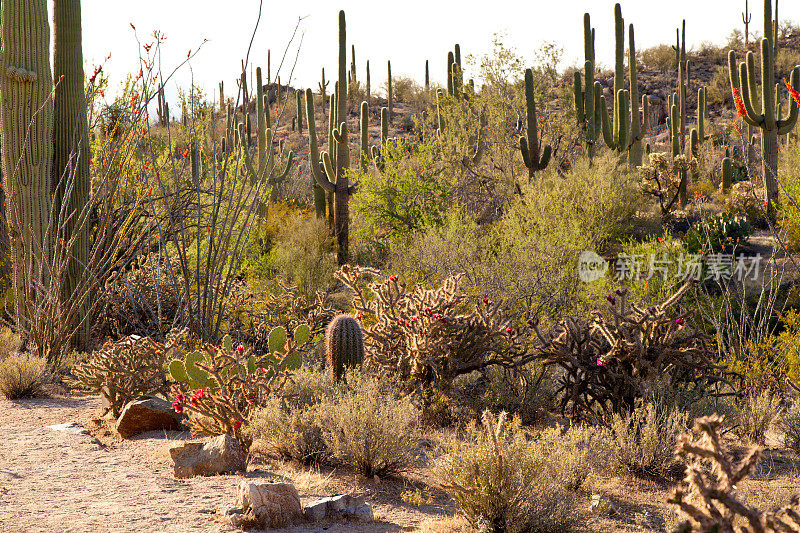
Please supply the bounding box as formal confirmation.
[81,0,798,107]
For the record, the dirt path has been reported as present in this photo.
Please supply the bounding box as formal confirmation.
[0,396,422,533]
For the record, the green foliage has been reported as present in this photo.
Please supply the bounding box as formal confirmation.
[351,136,451,243]
[640,44,677,70]
[682,213,752,254]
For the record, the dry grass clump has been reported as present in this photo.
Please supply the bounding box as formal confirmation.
[609,401,689,479]
[778,404,800,454]
[435,410,584,533]
[0,353,48,399]
[733,391,780,446]
[249,396,328,465]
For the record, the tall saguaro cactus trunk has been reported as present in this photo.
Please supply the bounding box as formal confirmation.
[729,0,800,217]
[53,0,91,348]
[305,11,353,265]
[0,0,55,332]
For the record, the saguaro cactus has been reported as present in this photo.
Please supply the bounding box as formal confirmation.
[425,60,430,92]
[1,0,55,331]
[350,44,357,86]
[53,0,91,346]
[366,60,371,101]
[239,67,294,197]
[518,68,551,178]
[598,3,626,153]
[295,89,303,135]
[387,60,393,124]
[359,101,369,172]
[156,84,169,126]
[743,0,752,45]
[305,10,353,265]
[729,0,800,214]
[325,315,364,382]
[574,13,599,158]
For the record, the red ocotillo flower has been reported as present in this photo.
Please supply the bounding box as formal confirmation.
[732,86,747,118]
[784,78,800,106]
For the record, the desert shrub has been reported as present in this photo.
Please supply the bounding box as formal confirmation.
[389,75,423,103]
[0,353,48,400]
[725,181,768,227]
[249,396,328,464]
[436,411,583,533]
[777,143,800,249]
[270,211,336,296]
[533,282,722,423]
[778,404,800,453]
[532,422,611,492]
[775,48,800,79]
[708,65,734,106]
[319,370,420,477]
[336,265,533,389]
[609,401,688,479]
[670,415,800,532]
[0,328,22,360]
[351,136,452,244]
[640,44,677,71]
[682,213,752,254]
[733,391,780,445]
[74,329,189,416]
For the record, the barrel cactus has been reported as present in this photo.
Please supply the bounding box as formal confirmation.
[325,314,364,381]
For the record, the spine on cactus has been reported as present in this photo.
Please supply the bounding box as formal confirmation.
[729,0,799,216]
[387,60,393,124]
[518,68,551,178]
[1,0,55,333]
[53,0,91,346]
[295,89,303,135]
[304,10,353,265]
[325,315,365,382]
[722,157,733,192]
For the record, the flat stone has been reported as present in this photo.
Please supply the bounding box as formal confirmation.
[169,434,245,478]
[47,422,89,435]
[116,396,183,438]
[304,494,372,522]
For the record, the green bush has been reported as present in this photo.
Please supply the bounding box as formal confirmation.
[682,213,752,254]
[435,411,583,533]
[0,353,48,400]
[640,44,676,71]
[249,396,328,464]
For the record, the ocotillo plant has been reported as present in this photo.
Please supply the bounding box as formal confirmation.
[574,13,600,159]
[239,67,294,197]
[1,0,55,336]
[729,0,800,214]
[387,60,393,124]
[305,10,354,265]
[295,89,303,135]
[53,0,91,346]
[518,69,551,178]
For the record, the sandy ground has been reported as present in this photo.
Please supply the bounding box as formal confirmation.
[0,395,447,533]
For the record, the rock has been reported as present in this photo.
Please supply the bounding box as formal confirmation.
[304,494,373,522]
[169,434,245,478]
[589,493,617,517]
[236,481,302,527]
[116,396,183,438]
[47,422,89,435]
[228,512,245,529]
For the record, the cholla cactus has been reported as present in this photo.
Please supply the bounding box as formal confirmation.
[335,266,532,387]
[74,329,190,417]
[669,415,800,532]
[532,283,723,423]
[325,314,364,381]
[169,327,309,448]
[639,152,696,214]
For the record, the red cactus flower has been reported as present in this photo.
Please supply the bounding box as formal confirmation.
[355,314,362,321]
[389,275,399,282]
[732,86,747,118]
[172,402,183,413]
[193,389,204,399]
[397,318,405,326]
[505,327,513,334]
[675,317,685,326]
[175,393,184,401]
[236,345,244,354]
[58,238,64,246]
[233,420,242,429]
[482,298,489,305]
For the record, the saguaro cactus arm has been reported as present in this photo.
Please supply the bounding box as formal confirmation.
[305,88,335,193]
